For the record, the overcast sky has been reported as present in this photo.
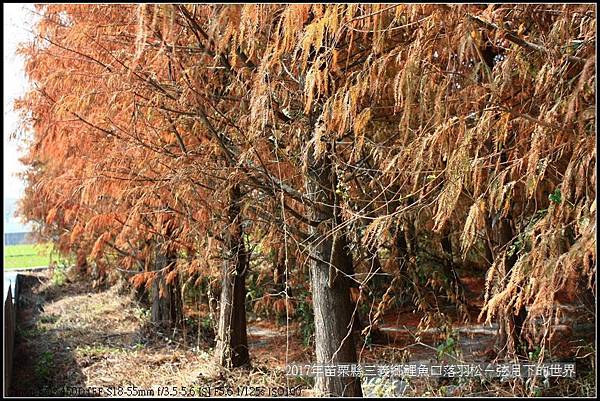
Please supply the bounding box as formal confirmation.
[3,3,36,201]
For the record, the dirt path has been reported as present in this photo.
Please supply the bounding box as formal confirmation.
[10,274,211,396]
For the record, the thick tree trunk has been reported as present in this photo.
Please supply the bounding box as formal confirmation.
[306,147,362,397]
[216,185,250,368]
[151,249,183,330]
[491,217,527,358]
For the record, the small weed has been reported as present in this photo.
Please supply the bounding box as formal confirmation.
[40,314,59,325]
[436,335,457,361]
[134,306,151,321]
[528,346,542,362]
[51,265,67,287]
[35,351,54,382]
[132,342,145,351]
[19,325,47,338]
[548,188,562,204]
[200,316,214,331]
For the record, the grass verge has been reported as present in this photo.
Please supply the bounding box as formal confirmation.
[3,243,63,269]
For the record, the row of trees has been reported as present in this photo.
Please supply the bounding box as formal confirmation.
[15,4,595,396]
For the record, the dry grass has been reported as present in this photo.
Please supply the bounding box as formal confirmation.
[10,270,312,397]
[48,287,209,388]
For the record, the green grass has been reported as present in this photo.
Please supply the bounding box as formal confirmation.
[3,243,61,269]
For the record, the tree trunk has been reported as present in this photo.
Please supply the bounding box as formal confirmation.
[394,226,409,270]
[440,228,467,308]
[492,217,527,358]
[151,248,182,330]
[403,211,419,270]
[136,283,150,306]
[216,185,250,368]
[306,146,362,397]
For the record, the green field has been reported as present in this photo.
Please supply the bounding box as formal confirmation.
[3,243,61,269]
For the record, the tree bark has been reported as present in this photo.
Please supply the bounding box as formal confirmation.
[306,145,362,397]
[136,283,150,306]
[395,227,409,269]
[440,228,467,307]
[216,185,250,368]
[151,248,183,330]
[491,217,527,358]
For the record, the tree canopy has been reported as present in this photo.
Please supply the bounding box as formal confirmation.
[14,3,595,396]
